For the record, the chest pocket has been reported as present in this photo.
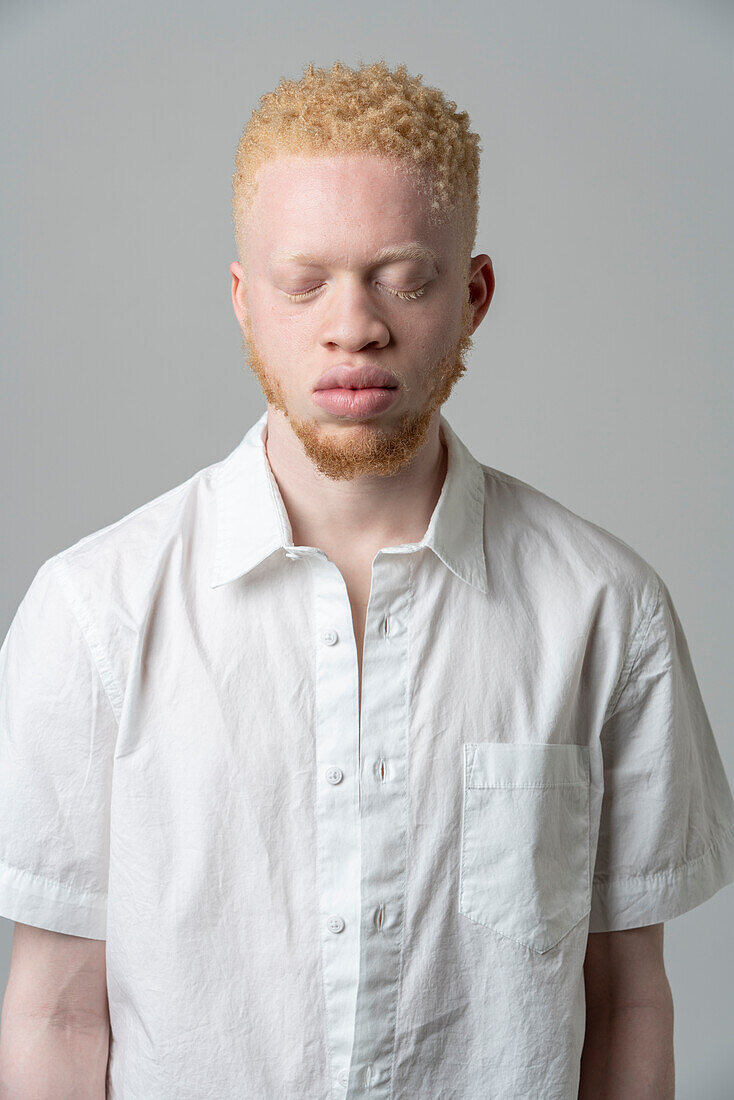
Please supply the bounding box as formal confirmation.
[459,741,591,954]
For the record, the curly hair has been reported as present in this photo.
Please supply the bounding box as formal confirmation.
[232,59,481,273]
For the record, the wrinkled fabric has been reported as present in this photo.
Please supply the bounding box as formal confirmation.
[1,407,734,1099]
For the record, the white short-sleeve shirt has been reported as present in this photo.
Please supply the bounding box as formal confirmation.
[2,408,734,1099]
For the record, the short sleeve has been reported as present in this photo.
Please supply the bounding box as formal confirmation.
[589,570,734,932]
[0,557,118,939]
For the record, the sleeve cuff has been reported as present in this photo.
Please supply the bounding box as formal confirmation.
[0,858,107,939]
[588,822,734,932]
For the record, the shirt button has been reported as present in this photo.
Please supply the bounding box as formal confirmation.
[321,628,338,646]
[326,766,344,785]
[327,915,345,934]
[337,1068,350,1086]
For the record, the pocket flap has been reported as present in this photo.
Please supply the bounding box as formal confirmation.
[465,742,589,789]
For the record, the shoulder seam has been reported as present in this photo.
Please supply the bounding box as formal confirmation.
[602,571,662,725]
[49,558,124,725]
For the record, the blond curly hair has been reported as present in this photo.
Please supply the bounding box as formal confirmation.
[232,59,481,274]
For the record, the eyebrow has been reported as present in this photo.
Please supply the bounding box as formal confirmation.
[270,243,440,270]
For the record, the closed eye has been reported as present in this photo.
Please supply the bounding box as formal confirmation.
[283,284,427,303]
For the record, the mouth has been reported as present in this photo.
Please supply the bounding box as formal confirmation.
[311,385,399,419]
[313,364,399,391]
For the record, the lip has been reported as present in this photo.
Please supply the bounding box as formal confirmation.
[314,364,399,391]
[312,387,399,419]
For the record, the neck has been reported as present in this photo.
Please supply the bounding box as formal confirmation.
[262,406,448,555]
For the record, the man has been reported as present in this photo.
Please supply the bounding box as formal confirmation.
[1,59,733,1099]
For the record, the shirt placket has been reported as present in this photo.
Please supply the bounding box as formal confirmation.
[306,548,364,1098]
[308,546,413,1100]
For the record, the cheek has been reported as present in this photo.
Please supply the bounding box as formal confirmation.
[410,305,459,360]
[247,295,302,355]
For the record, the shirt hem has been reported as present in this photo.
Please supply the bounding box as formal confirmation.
[588,823,734,932]
[0,858,107,939]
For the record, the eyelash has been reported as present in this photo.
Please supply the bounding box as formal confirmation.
[284,284,427,303]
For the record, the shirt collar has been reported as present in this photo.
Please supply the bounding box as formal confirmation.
[209,408,489,595]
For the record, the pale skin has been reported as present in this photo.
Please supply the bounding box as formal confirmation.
[0,153,674,1099]
[0,923,109,1097]
[230,153,494,714]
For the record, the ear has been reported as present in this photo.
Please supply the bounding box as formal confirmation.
[467,254,495,331]
[230,261,248,328]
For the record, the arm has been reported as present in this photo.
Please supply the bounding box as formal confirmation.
[0,922,110,1099]
[578,922,674,1099]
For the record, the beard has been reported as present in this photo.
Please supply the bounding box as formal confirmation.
[239,295,476,481]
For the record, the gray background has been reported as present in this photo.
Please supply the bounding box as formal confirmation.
[1,0,732,1093]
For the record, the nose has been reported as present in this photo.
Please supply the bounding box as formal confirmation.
[318,279,390,353]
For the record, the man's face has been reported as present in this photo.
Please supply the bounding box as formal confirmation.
[231,153,491,480]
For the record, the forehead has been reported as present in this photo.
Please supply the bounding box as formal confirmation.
[247,154,449,262]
